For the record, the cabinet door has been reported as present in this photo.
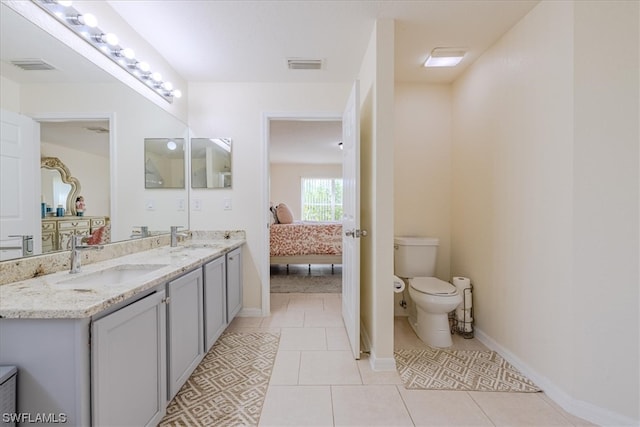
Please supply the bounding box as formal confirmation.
[58,228,90,250]
[226,247,243,322]
[203,256,227,351]
[92,290,167,427]
[167,268,204,400]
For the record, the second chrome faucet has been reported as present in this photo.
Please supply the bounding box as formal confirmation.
[170,226,189,247]
[70,235,104,274]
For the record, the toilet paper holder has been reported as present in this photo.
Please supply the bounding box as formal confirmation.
[449,284,474,339]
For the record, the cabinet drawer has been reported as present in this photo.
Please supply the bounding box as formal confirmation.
[90,218,106,228]
[41,221,56,232]
[58,219,91,230]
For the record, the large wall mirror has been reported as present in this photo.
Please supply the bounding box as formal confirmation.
[0,3,189,260]
[191,138,232,189]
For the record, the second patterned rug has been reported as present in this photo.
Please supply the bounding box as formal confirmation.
[270,273,342,293]
[395,347,541,392]
[160,331,280,427]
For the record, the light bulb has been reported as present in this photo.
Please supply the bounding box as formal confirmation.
[151,72,162,82]
[137,61,150,73]
[82,13,97,27]
[172,90,182,99]
[104,33,119,46]
[166,140,177,150]
[122,48,135,60]
[162,82,173,91]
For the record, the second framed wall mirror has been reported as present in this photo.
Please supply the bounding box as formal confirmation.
[191,138,232,189]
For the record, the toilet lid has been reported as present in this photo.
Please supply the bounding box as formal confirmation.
[409,277,458,296]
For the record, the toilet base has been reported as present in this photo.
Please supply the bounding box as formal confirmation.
[409,310,453,348]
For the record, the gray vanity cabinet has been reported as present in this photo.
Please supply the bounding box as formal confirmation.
[91,290,167,427]
[166,268,204,400]
[226,247,243,322]
[203,255,227,351]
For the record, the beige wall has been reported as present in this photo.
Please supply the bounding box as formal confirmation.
[572,0,639,421]
[451,1,639,424]
[393,83,451,316]
[188,82,350,313]
[0,76,19,112]
[359,19,396,369]
[394,83,452,281]
[270,163,342,220]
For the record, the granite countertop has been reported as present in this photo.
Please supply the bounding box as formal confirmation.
[0,238,244,320]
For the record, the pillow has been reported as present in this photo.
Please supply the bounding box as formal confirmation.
[269,206,279,224]
[276,203,294,224]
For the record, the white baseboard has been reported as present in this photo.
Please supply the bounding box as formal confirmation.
[360,320,396,372]
[238,307,263,317]
[475,327,638,427]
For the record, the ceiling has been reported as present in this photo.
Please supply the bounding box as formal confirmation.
[270,120,342,164]
[105,0,538,163]
[40,121,110,158]
[107,0,539,84]
[2,1,540,162]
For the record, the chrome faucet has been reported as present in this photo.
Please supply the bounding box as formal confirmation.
[170,226,188,247]
[130,226,149,239]
[70,235,104,274]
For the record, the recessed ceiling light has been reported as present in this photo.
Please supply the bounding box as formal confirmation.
[424,48,466,68]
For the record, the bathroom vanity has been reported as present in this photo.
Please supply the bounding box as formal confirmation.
[0,238,244,426]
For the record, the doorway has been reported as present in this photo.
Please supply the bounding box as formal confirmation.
[34,113,115,251]
[262,113,343,314]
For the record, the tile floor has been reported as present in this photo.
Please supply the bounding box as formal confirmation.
[226,292,595,426]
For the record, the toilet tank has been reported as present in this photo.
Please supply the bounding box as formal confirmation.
[394,237,439,278]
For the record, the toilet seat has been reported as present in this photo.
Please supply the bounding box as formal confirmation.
[409,277,458,296]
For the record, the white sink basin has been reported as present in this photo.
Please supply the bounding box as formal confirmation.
[57,264,168,288]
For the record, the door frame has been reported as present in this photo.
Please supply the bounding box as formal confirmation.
[261,112,342,316]
[30,112,116,237]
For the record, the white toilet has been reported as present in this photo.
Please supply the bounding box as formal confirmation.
[394,236,462,348]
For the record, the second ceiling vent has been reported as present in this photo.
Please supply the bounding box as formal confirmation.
[287,58,323,70]
[11,59,56,71]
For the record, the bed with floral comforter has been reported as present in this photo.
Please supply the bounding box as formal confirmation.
[270,221,342,265]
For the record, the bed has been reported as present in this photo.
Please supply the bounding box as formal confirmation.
[270,221,343,266]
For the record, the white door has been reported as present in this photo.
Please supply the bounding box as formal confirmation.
[342,82,361,359]
[0,109,40,261]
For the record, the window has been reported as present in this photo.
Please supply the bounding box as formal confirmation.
[301,178,343,222]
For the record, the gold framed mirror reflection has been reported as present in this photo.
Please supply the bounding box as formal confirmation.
[41,156,80,216]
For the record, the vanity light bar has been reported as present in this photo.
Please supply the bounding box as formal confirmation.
[32,0,182,103]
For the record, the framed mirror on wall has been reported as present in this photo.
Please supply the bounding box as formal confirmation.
[144,138,186,189]
[191,138,232,189]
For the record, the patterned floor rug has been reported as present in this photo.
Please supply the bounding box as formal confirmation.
[270,274,342,293]
[395,348,541,392]
[159,331,280,426]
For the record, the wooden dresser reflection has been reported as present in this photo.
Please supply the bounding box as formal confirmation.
[41,216,110,253]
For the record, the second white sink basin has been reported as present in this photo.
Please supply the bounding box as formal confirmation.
[57,264,168,288]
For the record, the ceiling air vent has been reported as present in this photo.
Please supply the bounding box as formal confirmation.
[287,58,323,70]
[11,59,56,71]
